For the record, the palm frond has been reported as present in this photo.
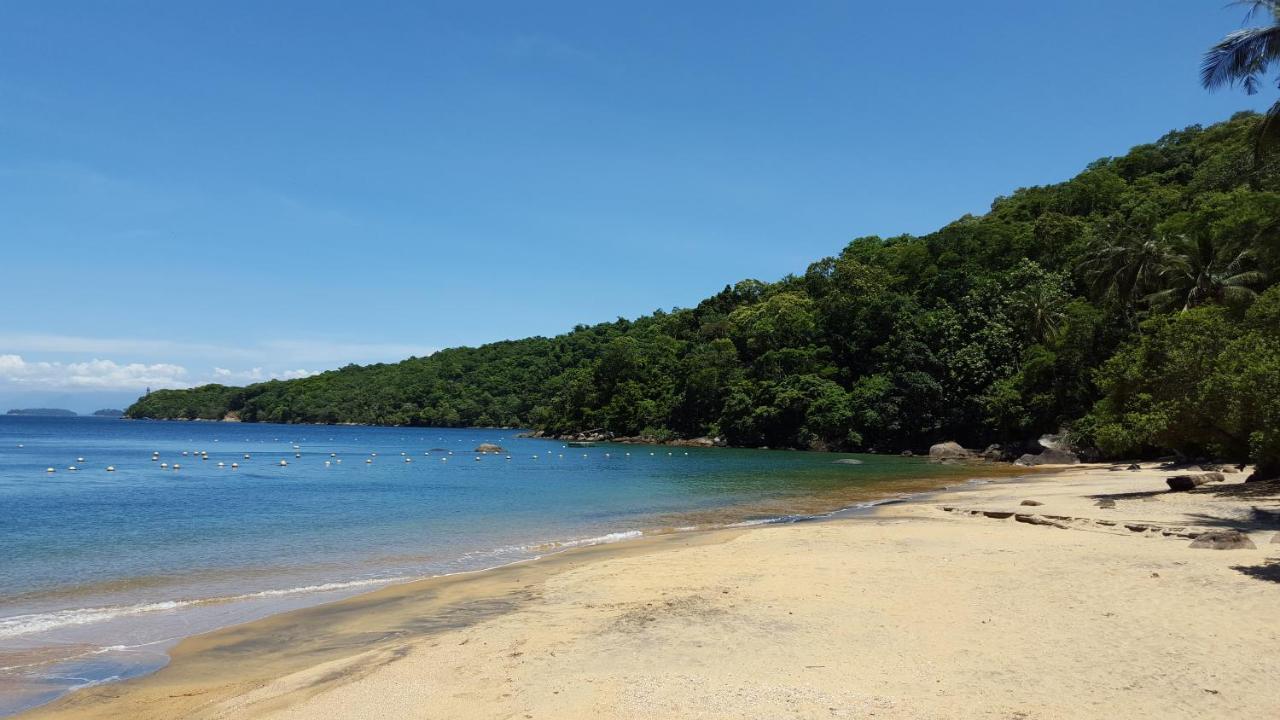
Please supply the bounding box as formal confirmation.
[1200,26,1280,91]
[1254,99,1280,162]
[1221,284,1261,304]
[1225,269,1268,286]
[1229,0,1280,23]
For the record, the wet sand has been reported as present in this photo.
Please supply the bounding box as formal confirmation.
[24,464,1280,719]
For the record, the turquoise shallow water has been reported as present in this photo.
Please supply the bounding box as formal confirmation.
[0,416,982,715]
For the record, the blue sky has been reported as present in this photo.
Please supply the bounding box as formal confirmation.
[0,1,1271,411]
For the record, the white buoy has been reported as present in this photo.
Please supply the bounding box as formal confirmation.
[279,460,288,466]
[218,462,225,467]
[77,457,85,462]
[324,460,331,466]
[474,455,481,461]
[330,453,337,457]
[18,444,23,448]
[151,456,158,461]
[366,458,372,464]
[506,455,511,460]
[336,459,342,463]
[161,462,169,468]
[182,451,188,456]
[244,454,251,459]
[46,467,54,472]
[405,457,412,463]
[173,464,181,470]
[295,453,301,458]
[106,466,115,472]
[68,465,78,471]
[231,462,239,469]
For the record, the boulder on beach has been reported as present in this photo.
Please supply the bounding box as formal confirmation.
[474,443,506,454]
[929,441,971,460]
[1189,530,1256,550]
[1020,499,1043,506]
[1015,447,1080,466]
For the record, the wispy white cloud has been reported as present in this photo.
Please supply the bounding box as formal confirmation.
[212,367,320,383]
[0,354,189,390]
[0,334,437,366]
[0,355,325,392]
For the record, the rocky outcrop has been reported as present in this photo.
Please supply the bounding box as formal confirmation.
[1166,472,1225,491]
[1015,447,1080,466]
[1189,530,1256,550]
[474,443,506,454]
[929,441,971,460]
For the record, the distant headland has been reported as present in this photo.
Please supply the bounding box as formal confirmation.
[3,408,124,417]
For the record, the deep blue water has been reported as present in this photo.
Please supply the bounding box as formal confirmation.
[0,416,978,715]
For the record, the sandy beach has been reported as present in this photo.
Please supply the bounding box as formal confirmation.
[24,464,1280,719]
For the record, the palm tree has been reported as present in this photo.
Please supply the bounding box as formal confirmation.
[1078,231,1176,312]
[1202,1,1280,160]
[1145,234,1266,311]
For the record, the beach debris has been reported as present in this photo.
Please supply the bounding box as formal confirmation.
[474,443,506,454]
[1166,472,1225,491]
[1020,499,1044,506]
[1096,498,1116,508]
[982,510,1014,519]
[1189,530,1256,550]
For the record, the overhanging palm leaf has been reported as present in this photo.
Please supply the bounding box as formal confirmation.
[1203,2,1280,160]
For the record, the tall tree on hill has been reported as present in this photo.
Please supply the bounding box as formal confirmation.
[1202,1,1280,160]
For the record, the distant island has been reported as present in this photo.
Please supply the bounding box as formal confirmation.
[6,408,77,417]
[92,409,125,417]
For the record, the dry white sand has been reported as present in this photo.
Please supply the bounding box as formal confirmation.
[29,464,1280,719]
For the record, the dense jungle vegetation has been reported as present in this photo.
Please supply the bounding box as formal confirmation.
[128,113,1280,475]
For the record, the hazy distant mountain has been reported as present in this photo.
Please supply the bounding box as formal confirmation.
[6,408,77,417]
[91,409,125,417]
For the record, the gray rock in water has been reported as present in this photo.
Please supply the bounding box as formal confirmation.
[474,443,506,454]
[833,458,863,465]
[1189,530,1256,550]
[1015,448,1080,466]
[1020,499,1044,506]
[929,441,971,460]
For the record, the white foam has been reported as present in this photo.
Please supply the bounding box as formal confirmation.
[0,576,412,639]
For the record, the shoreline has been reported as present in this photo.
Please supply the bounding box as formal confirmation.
[22,463,1280,718]
[2,459,1021,717]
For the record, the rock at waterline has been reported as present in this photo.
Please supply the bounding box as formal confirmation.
[474,443,506,454]
[928,441,971,460]
[832,459,864,465]
[1020,500,1044,507]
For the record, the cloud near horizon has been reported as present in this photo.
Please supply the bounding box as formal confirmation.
[0,355,320,391]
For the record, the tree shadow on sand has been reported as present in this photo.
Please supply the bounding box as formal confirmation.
[1232,559,1280,584]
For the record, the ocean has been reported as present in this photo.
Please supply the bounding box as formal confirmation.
[0,415,987,715]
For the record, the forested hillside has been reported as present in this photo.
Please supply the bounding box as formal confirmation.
[128,112,1280,474]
